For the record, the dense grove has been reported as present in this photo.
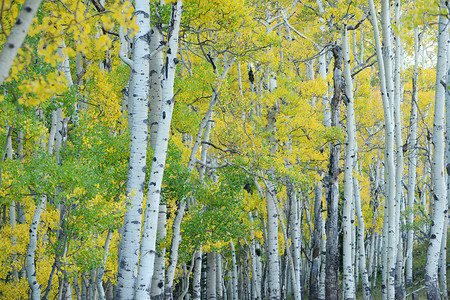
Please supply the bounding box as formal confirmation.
[0,0,448,299]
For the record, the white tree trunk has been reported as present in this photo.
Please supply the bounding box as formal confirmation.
[192,249,202,300]
[150,203,166,300]
[48,110,57,155]
[309,181,322,300]
[406,26,420,288]
[96,229,113,300]
[248,212,261,300]
[369,1,397,297]
[426,9,449,300]
[318,215,326,300]
[116,0,152,297]
[207,252,217,300]
[287,181,301,300]
[342,27,356,300]
[0,0,43,85]
[133,3,182,299]
[165,200,186,299]
[217,254,224,300]
[27,195,46,300]
[230,241,239,300]
[149,23,164,150]
[354,165,371,300]
[393,1,405,297]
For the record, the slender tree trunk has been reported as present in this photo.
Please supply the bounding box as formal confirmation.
[27,195,46,300]
[165,200,186,299]
[266,179,280,300]
[406,26,420,288]
[248,212,261,300]
[217,253,224,300]
[207,252,217,300]
[115,0,152,297]
[230,241,239,300]
[325,43,343,300]
[150,203,166,300]
[369,1,397,297]
[342,28,356,300]
[149,20,164,151]
[426,8,449,300]
[134,3,183,299]
[310,182,322,300]
[96,229,113,300]
[287,181,302,300]
[393,1,405,297]
[192,249,202,300]
[0,0,43,85]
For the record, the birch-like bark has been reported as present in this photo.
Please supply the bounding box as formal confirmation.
[57,40,74,86]
[406,26,420,288]
[164,200,186,299]
[54,108,63,164]
[441,25,450,300]
[342,27,356,300]
[310,181,322,300]
[0,0,43,85]
[426,7,449,299]
[217,253,224,300]
[265,101,280,300]
[149,22,164,150]
[48,110,57,155]
[325,43,343,300]
[248,212,261,300]
[207,252,217,300]
[369,1,397,297]
[150,203,166,300]
[134,3,183,299]
[393,1,405,297]
[192,249,202,300]
[353,162,371,300]
[287,180,301,300]
[115,0,152,297]
[5,131,18,281]
[96,229,113,300]
[230,241,239,300]
[27,195,46,300]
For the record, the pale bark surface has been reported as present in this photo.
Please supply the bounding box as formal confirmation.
[406,26,420,288]
[325,44,343,300]
[135,3,183,299]
[369,1,397,297]
[310,182,322,300]
[342,28,356,300]
[27,196,46,300]
[0,0,43,85]
[426,10,449,299]
[116,0,152,297]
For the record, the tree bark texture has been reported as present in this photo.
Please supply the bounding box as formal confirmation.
[325,43,343,300]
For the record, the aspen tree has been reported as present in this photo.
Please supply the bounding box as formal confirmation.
[310,181,323,300]
[393,1,405,297]
[342,26,356,300]
[406,26,420,288]
[368,0,397,297]
[134,3,183,299]
[325,43,343,300]
[207,252,218,300]
[0,0,43,85]
[116,0,152,297]
[425,5,449,298]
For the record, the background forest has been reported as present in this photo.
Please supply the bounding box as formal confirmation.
[0,0,449,299]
